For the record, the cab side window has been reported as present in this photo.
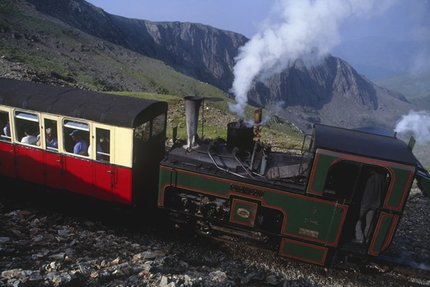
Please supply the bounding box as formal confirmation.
[14,111,40,146]
[63,120,89,156]
[323,160,360,203]
[0,111,11,142]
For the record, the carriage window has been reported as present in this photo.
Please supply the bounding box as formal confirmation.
[152,113,166,137]
[43,119,58,151]
[92,128,110,162]
[63,120,89,156]
[134,114,165,143]
[323,160,361,202]
[0,111,10,142]
[14,111,40,146]
[134,121,150,142]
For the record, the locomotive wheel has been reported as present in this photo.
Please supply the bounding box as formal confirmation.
[196,220,212,235]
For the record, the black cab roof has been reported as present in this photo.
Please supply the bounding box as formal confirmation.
[313,124,417,166]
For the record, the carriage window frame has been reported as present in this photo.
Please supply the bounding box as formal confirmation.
[134,121,151,142]
[134,113,166,143]
[64,121,90,131]
[42,118,59,152]
[62,119,90,156]
[14,111,41,147]
[93,127,110,162]
[152,113,166,137]
[0,110,11,142]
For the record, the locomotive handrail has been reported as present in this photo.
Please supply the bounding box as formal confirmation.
[207,139,247,179]
[232,147,254,178]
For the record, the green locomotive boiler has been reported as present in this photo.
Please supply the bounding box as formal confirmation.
[158,96,430,269]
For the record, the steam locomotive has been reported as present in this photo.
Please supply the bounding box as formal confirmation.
[0,78,429,269]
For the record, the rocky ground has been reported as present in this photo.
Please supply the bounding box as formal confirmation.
[0,179,429,287]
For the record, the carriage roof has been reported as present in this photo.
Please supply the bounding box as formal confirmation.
[0,78,167,128]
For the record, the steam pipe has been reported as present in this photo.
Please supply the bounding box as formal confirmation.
[207,140,247,179]
[232,147,254,178]
[250,140,261,170]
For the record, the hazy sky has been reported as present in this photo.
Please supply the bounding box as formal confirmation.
[85,0,428,41]
[86,0,271,38]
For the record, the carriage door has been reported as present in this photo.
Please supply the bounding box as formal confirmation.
[41,116,63,189]
[91,127,114,201]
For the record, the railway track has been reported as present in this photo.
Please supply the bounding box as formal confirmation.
[369,255,430,283]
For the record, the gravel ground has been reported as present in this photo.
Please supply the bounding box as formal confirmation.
[0,179,429,287]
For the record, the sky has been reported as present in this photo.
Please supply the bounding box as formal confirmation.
[85,0,428,41]
[86,0,271,38]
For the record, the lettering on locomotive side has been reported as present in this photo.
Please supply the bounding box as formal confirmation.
[299,228,319,238]
[230,184,265,198]
[304,218,319,226]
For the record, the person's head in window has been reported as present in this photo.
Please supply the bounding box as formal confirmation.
[46,128,52,138]
[45,128,58,148]
[70,129,80,140]
[70,130,88,155]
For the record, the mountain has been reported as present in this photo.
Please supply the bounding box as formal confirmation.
[248,57,412,131]
[0,0,418,134]
[373,71,430,111]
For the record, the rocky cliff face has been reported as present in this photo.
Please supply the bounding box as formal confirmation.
[250,57,411,131]
[8,0,416,131]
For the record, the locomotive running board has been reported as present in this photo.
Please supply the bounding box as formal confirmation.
[209,224,269,242]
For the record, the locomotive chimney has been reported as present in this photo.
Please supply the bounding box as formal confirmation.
[184,96,202,150]
[254,108,262,137]
[254,108,262,124]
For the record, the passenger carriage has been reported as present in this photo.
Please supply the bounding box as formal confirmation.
[0,78,167,206]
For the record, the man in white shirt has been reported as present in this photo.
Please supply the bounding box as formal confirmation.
[21,129,37,145]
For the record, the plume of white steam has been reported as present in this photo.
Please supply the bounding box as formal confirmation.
[394,110,430,144]
[229,0,397,117]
